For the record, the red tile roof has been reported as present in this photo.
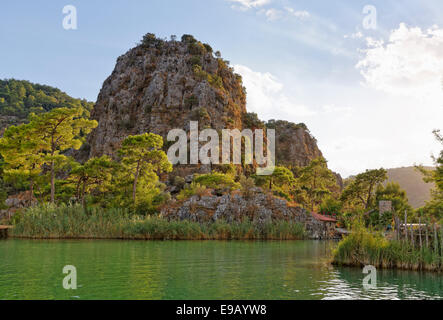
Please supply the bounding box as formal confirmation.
[311,212,337,223]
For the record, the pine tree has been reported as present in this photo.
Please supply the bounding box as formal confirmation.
[118,133,172,204]
[0,123,45,205]
[29,107,98,202]
[68,156,115,209]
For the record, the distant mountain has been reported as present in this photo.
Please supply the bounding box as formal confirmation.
[0,79,93,132]
[386,166,435,208]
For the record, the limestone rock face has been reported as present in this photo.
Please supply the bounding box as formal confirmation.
[269,120,323,167]
[85,34,329,175]
[87,36,246,159]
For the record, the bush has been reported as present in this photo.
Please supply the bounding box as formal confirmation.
[193,65,208,81]
[185,95,198,108]
[189,55,202,67]
[141,33,162,47]
[208,74,223,89]
[177,183,208,201]
[239,175,255,199]
[188,42,207,56]
[203,43,213,53]
[320,197,342,215]
[191,107,210,122]
[243,112,264,129]
[194,172,240,190]
[172,176,186,189]
[181,34,197,43]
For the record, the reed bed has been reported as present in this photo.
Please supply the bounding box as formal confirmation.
[332,226,443,272]
[11,204,306,240]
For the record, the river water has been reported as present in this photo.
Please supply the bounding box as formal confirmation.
[0,239,441,300]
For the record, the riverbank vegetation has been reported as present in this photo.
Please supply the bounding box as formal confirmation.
[332,222,443,272]
[0,69,442,275]
[333,130,443,272]
[11,204,306,240]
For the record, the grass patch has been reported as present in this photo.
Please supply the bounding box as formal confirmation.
[11,204,306,240]
[332,226,442,272]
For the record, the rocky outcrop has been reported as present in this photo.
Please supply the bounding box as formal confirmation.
[86,35,246,159]
[0,191,36,219]
[267,120,323,167]
[84,34,327,173]
[161,188,333,239]
[267,120,343,189]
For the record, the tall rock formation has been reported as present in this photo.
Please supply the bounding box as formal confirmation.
[87,34,246,159]
[85,34,329,177]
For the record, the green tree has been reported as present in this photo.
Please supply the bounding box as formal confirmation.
[253,166,295,189]
[118,133,172,204]
[417,129,443,221]
[29,107,98,202]
[253,166,296,200]
[0,79,94,120]
[297,158,337,211]
[375,182,412,216]
[341,168,388,210]
[0,123,45,205]
[68,156,115,209]
[320,196,343,215]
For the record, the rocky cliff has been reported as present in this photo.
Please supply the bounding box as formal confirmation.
[267,120,323,167]
[85,34,327,174]
[87,34,246,159]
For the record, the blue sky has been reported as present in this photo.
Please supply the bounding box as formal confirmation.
[1,0,443,176]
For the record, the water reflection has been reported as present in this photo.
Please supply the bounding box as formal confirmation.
[324,267,442,300]
[0,240,441,300]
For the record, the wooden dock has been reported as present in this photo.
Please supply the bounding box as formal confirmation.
[0,225,12,239]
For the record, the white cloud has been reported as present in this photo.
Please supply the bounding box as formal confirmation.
[284,7,310,19]
[357,23,443,99]
[233,64,316,120]
[228,0,270,10]
[263,8,283,21]
[257,7,310,21]
[227,0,309,22]
[344,31,363,39]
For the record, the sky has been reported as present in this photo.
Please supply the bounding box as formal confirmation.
[1,0,442,177]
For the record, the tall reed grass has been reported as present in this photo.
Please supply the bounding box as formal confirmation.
[11,204,306,240]
[332,225,442,272]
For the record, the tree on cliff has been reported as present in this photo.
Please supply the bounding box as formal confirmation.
[341,168,388,210]
[28,107,98,203]
[118,133,172,205]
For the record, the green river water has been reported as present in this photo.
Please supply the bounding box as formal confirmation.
[0,239,441,300]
